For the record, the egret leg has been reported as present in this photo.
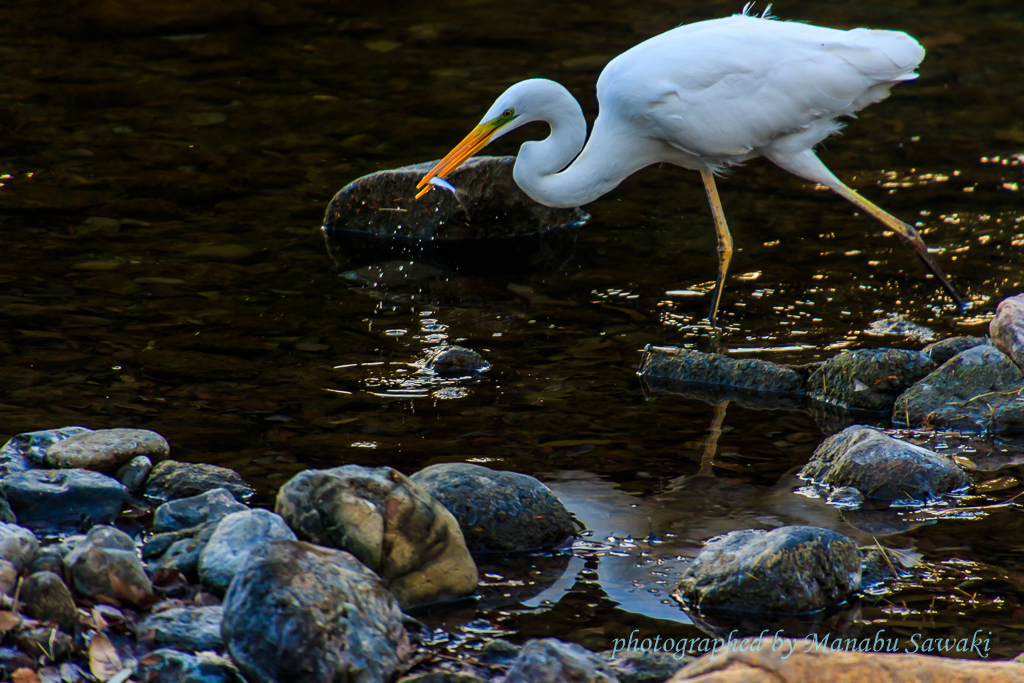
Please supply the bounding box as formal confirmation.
[700,170,733,327]
[831,183,965,311]
[764,148,964,311]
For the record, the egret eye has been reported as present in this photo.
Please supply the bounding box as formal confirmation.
[502,109,514,118]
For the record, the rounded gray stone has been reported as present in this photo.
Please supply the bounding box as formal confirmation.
[0,469,127,532]
[800,425,972,504]
[20,571,79,631]
[137,605,224,652]
[198,509,296,593]
[152,487,248,534]
[144,460,254,504]
[676,525,861,614]
[45,428,169,471]
[505,638,616,683]
[222,540,411,683]
[65,525,153,606]
[116,455,154,491]
[0,521,39,572]
[411,462,575,553]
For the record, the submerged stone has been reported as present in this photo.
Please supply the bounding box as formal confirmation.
[322,156,588,272]
[638,346,808,398]
[893,345,1024,435]
[799,426,971,505]
[411,463,575,553]
[421,345,489,377]
[676,526,861,614]
[807,348,935,413]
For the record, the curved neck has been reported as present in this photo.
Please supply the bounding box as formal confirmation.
[512,90,648,209]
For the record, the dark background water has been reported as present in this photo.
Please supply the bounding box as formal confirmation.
[2,0,1024,661]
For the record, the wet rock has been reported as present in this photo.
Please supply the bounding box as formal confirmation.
[893,345,1024,434]
[144,460,254,504]
[0,560,17,597]
[20,571,79,631]
[864,313,936,342]
[477,639,522,668]
[807,348,935,412]
[396,674,488,683]
[222,540,411,683]
[638,346,808,397]
[276,465,478,607]
[16,626,74,661]
[199,509,297,593]
[152,488,248,534]
[676,526,861,613]
[144,521,219,579]
[608,650,692,683]
[0,646,35,676]
[921,335,987,366]
[0,426,91,475]
[135,648,243,683]
[323,156,587,272]
[27,547,66,578]
[991,294,1024,370]
[138,605,224,652]
[666,638,1024,682]
[64,525,154,606]
[0,469,126,532]
[422,346,489,377]
[505,638,617,683]
[116,455,154,491]
[0,521,39,572]
[800,426,971,505]
[0,493,13,524]
[411,463,574,553]
[44,427,169,471]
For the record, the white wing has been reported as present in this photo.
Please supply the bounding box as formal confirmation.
[596,15,924,162]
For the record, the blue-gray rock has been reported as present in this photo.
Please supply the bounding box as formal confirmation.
[921,336,987,366]
[675,526,861,614]
[275,465,477,607]
[20,571,78,631]
[116,455,154,491]
[893,345,1024,435]
[0,560,17,597]
[0,426,91,474]
[0,469,126,532]
[0,521,39,572]
[990,294,1024,370]
[152,488,248,534]
[808,348,935,413]
[411,462,575,554]
[64,525,153,606]
[135,648,243,683]
[396,674,487,683]
[800,426,971,505]
[221,540,411,683]
[144,460,254,504]
[144,521,219,579]
[26,546,65,577]
[137,605,224,652]
[0,491,14,524]
[198,509,296,593]
[607,650,691,683]
[504,639,617,683]
[45,428,169,471]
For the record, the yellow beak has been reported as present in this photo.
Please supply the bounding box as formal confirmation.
[414,120,504,199]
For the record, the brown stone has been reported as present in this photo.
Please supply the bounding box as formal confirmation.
[668,637,1024,682]
[990,294,1024,371]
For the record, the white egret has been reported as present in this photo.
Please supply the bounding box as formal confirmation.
[415,10,964,326]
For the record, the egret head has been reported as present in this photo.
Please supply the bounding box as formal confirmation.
[415,79,564,198]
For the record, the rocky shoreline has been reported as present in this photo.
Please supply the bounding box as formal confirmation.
[1,295,1023,682]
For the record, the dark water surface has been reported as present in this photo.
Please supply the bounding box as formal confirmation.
[3,0,1024,662]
